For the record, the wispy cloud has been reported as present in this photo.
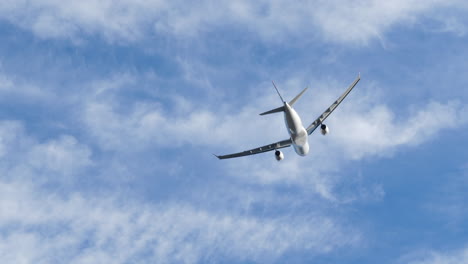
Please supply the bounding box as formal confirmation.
[405,247,468,264]
[330,100,468,159]
[0,72,54,101]
[0,0,166,42]
[310,0,467,44]
[27,135,92,176]
[1,0,467,44]
[0,173,357,263]
[0,121,92,184]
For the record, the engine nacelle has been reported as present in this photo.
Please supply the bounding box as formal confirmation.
[274,150,284,161]
[320,124,329,135]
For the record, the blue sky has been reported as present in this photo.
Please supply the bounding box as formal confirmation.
[0,1,468,263]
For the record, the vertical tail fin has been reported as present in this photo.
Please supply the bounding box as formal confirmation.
[259,83,308,115]
[271,81,285,103]
[259,81,286,115]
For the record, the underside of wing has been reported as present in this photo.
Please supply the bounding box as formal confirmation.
[306,75,361,135]
[215,139,292,159]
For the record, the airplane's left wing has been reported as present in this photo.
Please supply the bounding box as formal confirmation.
[215,139,292,159]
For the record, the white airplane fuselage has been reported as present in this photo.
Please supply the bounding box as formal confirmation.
[283,102,309,156]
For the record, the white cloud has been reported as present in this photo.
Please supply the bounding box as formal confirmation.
[0,0,167,42]
[330,100,467,159]
[0,116,358,263]
[1,0,467,44]
[0,179,358,263]
[406,247,468,264]
[27,135,92,175]
[310,0,462,43]
[0,73,54,101]
[0,121,92,182]
[0,121,27,159]
[429,15,468,36]
[81,74,284,151]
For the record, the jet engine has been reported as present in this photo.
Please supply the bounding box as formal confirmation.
[320,124,329,135]
[275,150,284,161]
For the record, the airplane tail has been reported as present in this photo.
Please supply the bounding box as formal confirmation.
[259,83,308,116]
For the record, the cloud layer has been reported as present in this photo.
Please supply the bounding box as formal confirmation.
[1,0,467,44]
[407,247,468,264]
[0,171,355,264]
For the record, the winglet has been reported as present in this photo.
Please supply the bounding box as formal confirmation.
[213,154,221,159]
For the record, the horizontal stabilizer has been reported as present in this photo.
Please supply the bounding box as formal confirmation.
[259,106,285,116]
[289,87,308,106]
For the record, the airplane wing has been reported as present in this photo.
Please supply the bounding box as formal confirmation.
[215,138,292,159]
[306,75,361,135]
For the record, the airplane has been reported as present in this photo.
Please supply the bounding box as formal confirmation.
[215,74,361,161]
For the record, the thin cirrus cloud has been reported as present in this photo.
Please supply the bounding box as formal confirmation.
[0,73,54,101]
[406,247,468,264]
[329,100,468,160]
[0,168,357,263]
[0,0,466,44]
[0,121,92,183]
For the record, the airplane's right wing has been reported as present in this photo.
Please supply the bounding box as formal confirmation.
[306,75,361,135]
[215,138,292,159]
